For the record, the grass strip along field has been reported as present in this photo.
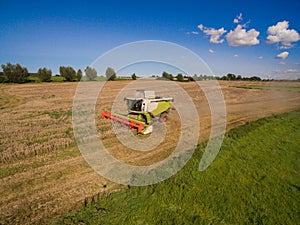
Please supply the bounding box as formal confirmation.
[58,110,300,224]
[232,85,300,92]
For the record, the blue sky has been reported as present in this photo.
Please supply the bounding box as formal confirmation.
[0,0,299,79]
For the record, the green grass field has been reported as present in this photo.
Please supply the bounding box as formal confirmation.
[58,111,300,225]
[232,85,300,92]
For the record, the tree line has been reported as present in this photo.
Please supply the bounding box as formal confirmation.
[158,71,194,82]
[158,71,262,82]
[1,62,265,84]
[0,62,120,83]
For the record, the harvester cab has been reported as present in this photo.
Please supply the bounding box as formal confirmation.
[102,90,173,134]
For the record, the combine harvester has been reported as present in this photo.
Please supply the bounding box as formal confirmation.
[102,90,173,134]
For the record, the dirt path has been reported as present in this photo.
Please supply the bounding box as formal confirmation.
[1,81,300,224]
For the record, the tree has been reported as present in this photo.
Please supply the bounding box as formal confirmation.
[1,62,29,83]
[105,67,116,81]
[187,76,194,81]
[221,75,228,80]
[249,76,261,81]
[0,71,7,83]
[37,67,52,82]
[226,73,236,80]
[192,74,198,81]
[85,66,97,81]
[76,69,83,81]
[162,71,173,80]
[131,73,137,80]
[59,66,76,81]
[176,73,184,82]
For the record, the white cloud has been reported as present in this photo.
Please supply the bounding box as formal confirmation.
[272,69,281,74]
[276,51,289,59]
[208,49,214,53]
[233,13,243,24]
[233,54,239,57]
[279,61,286,65]
[267,21,300,48]
[271,69,300,80]
[198,24,227,44]
[273,68,299,74]
[258,56,263,59]
[226,25,260,46]
[186,31,199,35]
[286,69,298,73]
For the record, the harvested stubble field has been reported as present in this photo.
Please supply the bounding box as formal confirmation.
[0,80,300,224]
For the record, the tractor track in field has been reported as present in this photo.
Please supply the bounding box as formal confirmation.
[0,85,26,110]
[1,80,300,224]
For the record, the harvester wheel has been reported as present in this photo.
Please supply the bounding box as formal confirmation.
[160,112,168,122]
